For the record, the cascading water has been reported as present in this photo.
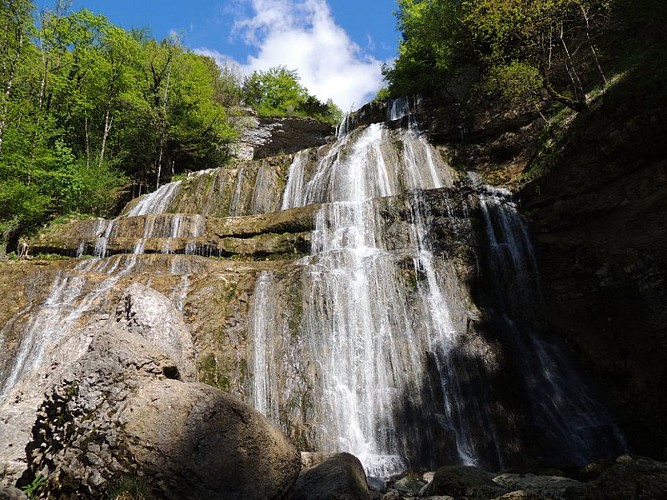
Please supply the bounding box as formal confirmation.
[251,107,625,476]
[477,187,627,465]
[252,118,494,475]
[127,181,182,217]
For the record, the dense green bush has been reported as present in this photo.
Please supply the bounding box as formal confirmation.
[242,66,342,124]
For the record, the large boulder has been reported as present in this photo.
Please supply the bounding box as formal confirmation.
[19,320,301,499]
[584,455,667,500]
[423,465,507,499]
[120,379,300,499]
[492,473,586,499]
[115,283,196,380]
[289,452,370,500]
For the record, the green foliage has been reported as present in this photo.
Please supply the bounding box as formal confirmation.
[463,0,612,109]
[384,0,466,97]
[242,66,342,124]
[0,1,243,248]
[373,87,392,103]
[484,61,544,106]
[106,475,151,500]
[386,0,613,111]
[21,474,46,499]
[243,66,307,115]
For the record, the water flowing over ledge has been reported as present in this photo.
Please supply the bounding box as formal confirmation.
[0,101,626,482]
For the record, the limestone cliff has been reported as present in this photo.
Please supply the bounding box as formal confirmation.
[519,67,667,458]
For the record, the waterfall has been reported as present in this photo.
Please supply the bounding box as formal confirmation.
[252,121,488,476]
[477,187,627,465]
[251,114,625,475]
[127,180,182,217]
[0,255,139,401]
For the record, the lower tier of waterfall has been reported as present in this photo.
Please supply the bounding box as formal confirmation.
[249,187,626,476]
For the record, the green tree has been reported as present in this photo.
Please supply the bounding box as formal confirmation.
[0,0,35,155]
[0,1,246,250]
[243,66,308,116]
[242,66,342,123]
[462,0,611,111]
[384,0,465,97]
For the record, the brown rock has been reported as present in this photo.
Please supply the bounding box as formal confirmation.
[289,452,370,500]
[584,455,667,500]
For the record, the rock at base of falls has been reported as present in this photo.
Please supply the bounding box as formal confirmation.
[289,452,370,500]
[584,455,667,500]
[423,466,507,499]
[16,321,301,500]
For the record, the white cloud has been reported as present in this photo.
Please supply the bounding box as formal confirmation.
[197,0,385,111]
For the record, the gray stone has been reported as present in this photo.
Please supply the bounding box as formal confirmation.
[492,473,585,499]
[423,471,436,483]
[116,283,196,380]
[584,455,667,500]
[492,491,545,500]
[381,491,400,500]
[393,475,426,495]
[367,476,387,492]
[290,452,370,500]
[0,485,27,500]
[424,466,507,499]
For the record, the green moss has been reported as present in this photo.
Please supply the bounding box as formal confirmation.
[198,352,231,392]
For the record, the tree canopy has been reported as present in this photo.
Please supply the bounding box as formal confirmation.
[0,1,244,250]
[242,66,342,124]
[385,0,613,111]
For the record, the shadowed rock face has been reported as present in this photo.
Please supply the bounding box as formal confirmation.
[289,453,370,500]
[519,72,667,459]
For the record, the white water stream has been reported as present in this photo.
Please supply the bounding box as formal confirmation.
[252,120,480,476]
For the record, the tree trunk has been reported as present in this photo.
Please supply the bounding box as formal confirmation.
[559,21,584,102]
[579,3,607,85]
[99,108,113,168]
[544,80,587,112]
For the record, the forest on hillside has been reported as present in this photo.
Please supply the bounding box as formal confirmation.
[384,0,666,112]
[0,0,340,252]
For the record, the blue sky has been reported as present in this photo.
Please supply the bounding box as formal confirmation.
[54,0,400,110]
